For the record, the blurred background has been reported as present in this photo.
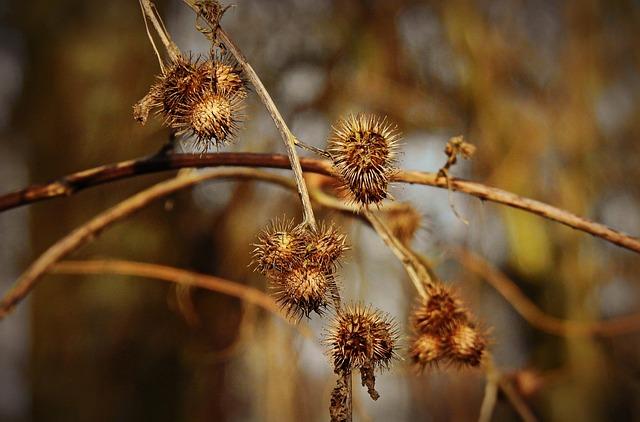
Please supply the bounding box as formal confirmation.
[1,0,640,420]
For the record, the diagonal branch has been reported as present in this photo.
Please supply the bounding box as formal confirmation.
[0,152,638,255]
[452,248,640,337]
[0,168,292,319]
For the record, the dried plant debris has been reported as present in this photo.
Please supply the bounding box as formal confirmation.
[409,283,486,369]
[329,373,351,422]
[252,217,348,319]
[134,52,247,150]
[328,113,400,208]
[326,304,399,401]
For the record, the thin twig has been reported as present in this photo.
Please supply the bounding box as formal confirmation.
[217,27,317,229]
[180,0,317,229]
[498,377,538,422]
[363,209,429,298]
[51,259,281,316]
[1,153,637,255]
[453,248,640,337]
[479,359,500,422]
[139,0,181,62]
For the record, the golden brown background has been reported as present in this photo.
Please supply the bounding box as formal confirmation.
[0,0,639,421]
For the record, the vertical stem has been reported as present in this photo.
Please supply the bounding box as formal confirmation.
[216,28,317,230]
[140,0,181,62]
[346,371,353,422]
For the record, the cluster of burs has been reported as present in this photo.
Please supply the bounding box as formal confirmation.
[134,40,485,414]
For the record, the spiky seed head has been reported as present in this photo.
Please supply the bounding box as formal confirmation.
[409,334,445,369]
[326,304,398,373]
[252,218,305,275]
[134,53,246,149]
[270,267,330,319]
[383,203,422,245]
[411,284,469,336]
[203,54,248,98]
[447,324,486,367]
[328,113,400,207]
[304,223,348,273]
[181,90,243,149]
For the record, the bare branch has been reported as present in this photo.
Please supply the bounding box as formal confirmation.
[453,248,640,337]
[51,259,281,316]
[1,153,637,254]
[0,168,294,319]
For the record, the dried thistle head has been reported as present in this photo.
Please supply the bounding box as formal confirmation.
[304,223,348,273]
[447,324,486,367]
[326,304,398,373]
[252,218,305,274]
[409,334,445,369]
[410,284,469,335]
[383,203,422,245]
[328,113,400,207]
[270,267,331,319]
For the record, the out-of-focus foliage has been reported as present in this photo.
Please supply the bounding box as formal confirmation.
[0,0,639,421]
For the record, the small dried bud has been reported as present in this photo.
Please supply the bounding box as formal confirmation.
[328,113,400,207]
[448,324,486,367]
[411,284,469,336]
[326,304,398,373]
[383,203,422,245]
[409,334,445,369]
[252,218,305,274]
[271,266,331,319]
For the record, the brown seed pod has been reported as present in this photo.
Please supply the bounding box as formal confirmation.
[447,324,486,367]
[270,266,331,319]
[328,113,400,207]
[252,218,306,275]
[326,304,398,373]
[409,333,446,369]
[303,222,348,273]
[410,284,469,336]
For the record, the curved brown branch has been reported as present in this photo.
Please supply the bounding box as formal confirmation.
[454,248,640,337]
[0,168,294,319]
[50,259,281,317]
[1,152,637,254]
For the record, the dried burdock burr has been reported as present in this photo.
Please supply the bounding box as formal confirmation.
[252,217,348,319]
[326,304,398,400]
[304,222,349,274]
[411,284,469,335]
[409,283,487,369]
[134,52,247,150]
[448,323,486,367]
[252,218,305,275]
[409,334,445,369]
[270,266,332,319]
[328,113,400,208]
